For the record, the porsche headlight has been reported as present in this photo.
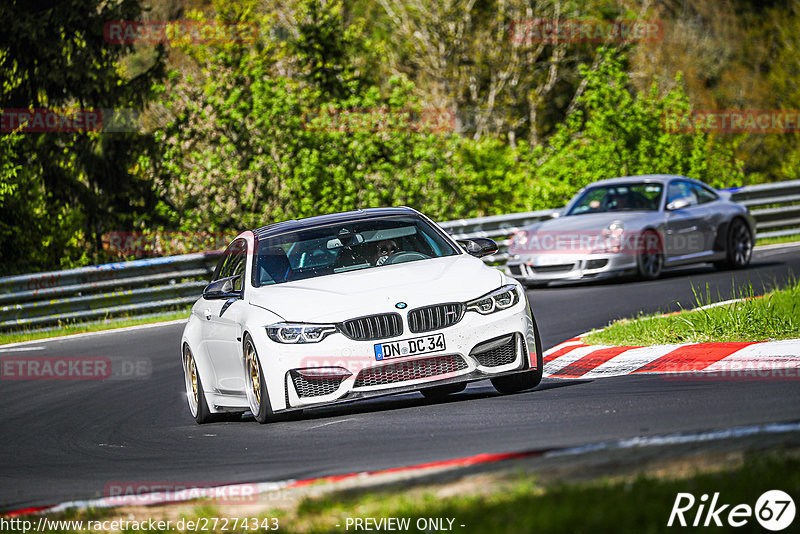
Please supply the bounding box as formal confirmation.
[594,221,624,253]
[465,284,520,315]
[606,221,624,236]
[266,323,338,344]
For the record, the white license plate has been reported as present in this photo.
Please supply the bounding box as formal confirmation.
[534,255,565,266]
[374,334,446,361]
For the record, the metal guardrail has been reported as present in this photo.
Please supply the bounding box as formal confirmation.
[2,180,799,332]
[725,180,800,239]
[0,253,220,331]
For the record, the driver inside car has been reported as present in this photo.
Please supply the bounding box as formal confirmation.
[371,239,400,266]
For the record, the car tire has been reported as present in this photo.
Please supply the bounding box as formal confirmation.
[714,218,753,270]
[420,382,467,399]
[243,334,279,424]
[183,345,214,424]
[491,316,544,394]
[636,229,664,281]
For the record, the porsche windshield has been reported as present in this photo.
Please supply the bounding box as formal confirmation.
[566,183,663,216]
[252,215,460,286]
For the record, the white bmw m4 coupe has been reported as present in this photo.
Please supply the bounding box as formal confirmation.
[181,207,543,424]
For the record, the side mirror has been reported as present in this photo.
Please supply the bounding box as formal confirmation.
[457,238,498,258]
[203,274,243,300]
[666,198,691,211]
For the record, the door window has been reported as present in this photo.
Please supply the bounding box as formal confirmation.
[692,183,719,204]
[666,181,698,208]
[212,239,247,290]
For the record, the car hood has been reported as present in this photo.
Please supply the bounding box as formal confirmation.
[248,255,503,322]
[527,211,655,234]
[510,212,660,256]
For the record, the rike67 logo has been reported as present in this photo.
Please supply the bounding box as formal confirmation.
[668,490,795,531]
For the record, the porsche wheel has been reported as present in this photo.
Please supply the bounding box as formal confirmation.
[183,345,213,424]
[243,335,277,424]
[714,218,753,270]
[637,230,664,281]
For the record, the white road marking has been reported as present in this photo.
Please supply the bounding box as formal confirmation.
[0,346,45,353]
[0,319,188,348]
[753,241,800,253]
[306,418,353,430]
[547,421,800,457]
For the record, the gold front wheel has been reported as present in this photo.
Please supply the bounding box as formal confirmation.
[245,339,262,414]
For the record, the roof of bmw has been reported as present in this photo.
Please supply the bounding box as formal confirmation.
[253,207,419,239]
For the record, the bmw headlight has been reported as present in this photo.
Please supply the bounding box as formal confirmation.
[266,323,338,344]
[465,284,520,315]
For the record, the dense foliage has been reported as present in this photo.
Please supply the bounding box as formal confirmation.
[0,0,166,273]
[1,0,795,274]
[152,4,742,235]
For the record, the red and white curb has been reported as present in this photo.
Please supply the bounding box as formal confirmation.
[543,338,800,379]
[542,292,800,379]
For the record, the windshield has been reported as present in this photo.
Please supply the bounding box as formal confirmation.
[566,183,663,216]
[252,215,459,286]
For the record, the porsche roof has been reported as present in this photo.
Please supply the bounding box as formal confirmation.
[586,174,695,187]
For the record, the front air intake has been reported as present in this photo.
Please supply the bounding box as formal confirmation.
[407,303,465,333]
[339,313,403,341]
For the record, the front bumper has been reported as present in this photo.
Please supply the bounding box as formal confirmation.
[506,252,637,284]
[254,301,537,411]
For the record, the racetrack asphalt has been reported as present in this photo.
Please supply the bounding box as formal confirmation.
[1,244,799,510]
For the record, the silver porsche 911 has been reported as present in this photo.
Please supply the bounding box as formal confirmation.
[506,175,755,286]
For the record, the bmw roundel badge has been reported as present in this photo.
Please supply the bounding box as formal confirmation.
[395,302,407,309]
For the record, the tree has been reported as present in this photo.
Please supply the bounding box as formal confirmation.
[523,48,744,208]
[0,0,166,274]
[149,0,535,232]
[374,0,647,144]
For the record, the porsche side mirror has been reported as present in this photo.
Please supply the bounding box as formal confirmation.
[203,275,243,300]
[666,198,691,211]
[457,238,498,258]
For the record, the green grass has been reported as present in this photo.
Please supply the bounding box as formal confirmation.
[756,234,800,246]
[583,280,800,346]
[0,307,191,345]
[295,452,800,534]
[6,451,798,533]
